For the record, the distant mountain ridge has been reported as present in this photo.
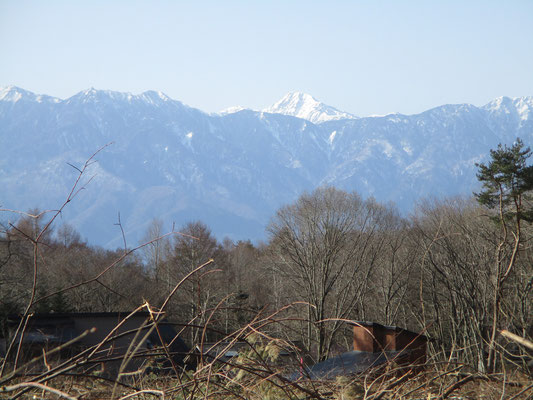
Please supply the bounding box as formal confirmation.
[1,86,532,247]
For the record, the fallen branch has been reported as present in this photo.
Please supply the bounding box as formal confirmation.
[500,330,533,351]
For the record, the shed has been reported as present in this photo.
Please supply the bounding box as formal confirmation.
[352,321,427,365]
[289,321,427,381]
[3,312,190,375]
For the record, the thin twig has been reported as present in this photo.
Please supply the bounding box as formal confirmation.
[0,382,77,400]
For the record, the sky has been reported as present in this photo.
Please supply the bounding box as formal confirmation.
[1,1,532,116]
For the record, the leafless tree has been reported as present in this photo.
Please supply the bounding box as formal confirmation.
[267,187,390,361]
[169,221,225,345]
[368,211,417,327]
[140,218,172,296]
[411,198,496,371]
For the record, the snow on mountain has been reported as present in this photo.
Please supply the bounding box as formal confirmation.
[482,96,533,125]
[264,92,357,124]
[483,96,533,120]
[217,106,252,115]
[64,88,190,110]
[1,87,532,247]
[481,96,533,141]
[0,85,60,103]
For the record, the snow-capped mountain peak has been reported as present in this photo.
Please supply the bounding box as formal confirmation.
[264,91,357,124]
[68,88,129,104]
[483,96,533,121]
[0,86,59,103]
[0,86,27,102]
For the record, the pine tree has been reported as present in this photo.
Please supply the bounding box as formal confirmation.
[475,138,533,222]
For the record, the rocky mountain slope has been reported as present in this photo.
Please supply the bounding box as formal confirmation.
[1,86,532,247]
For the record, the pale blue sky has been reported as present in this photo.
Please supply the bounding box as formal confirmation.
[1,0,532,116]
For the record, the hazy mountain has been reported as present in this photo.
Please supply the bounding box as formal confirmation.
[1,86,532,247]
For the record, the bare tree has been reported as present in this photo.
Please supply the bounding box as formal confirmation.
[411,198,495,371]
[140,218,172,294]
[170,221,224,345]
[267,187,389,361]
[55,223,84,248]
[370,212,416,327]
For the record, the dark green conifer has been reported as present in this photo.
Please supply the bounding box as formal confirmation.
[475,138,533,222]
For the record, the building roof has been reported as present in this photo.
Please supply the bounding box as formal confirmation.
[6,312,188,355]
[350,321,428,339]
[288,350,405,381]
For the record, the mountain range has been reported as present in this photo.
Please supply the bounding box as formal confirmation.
[1,86,532,247]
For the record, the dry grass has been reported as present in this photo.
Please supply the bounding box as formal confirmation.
[2,330,531,400]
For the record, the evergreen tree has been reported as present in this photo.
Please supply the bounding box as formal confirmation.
[475,138,533,222]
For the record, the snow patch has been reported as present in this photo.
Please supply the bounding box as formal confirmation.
[290,159,302,168]
[401,141,413,156]
[380,140,394,158]
[369,112,399,118]
[217,106,251,115]
[515,97,533,120]
[180,132,194,150]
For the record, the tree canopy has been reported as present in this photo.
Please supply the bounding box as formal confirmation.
[475,138,533,222]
